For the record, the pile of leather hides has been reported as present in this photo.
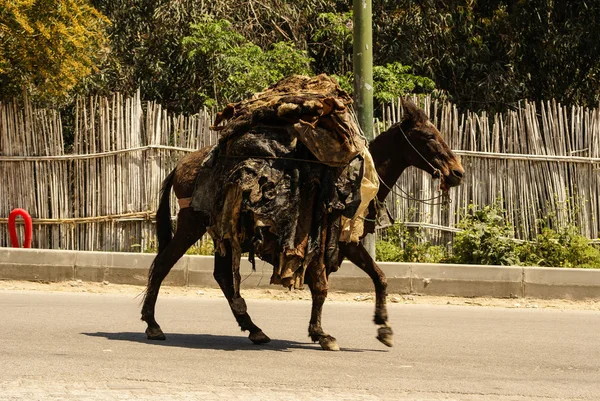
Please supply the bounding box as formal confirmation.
[190,74,378,290]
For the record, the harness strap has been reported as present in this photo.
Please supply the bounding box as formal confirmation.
[398,125,441,178]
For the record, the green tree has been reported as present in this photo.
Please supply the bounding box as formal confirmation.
[372,0,600,112]
[334,62,435,105]
[183,16,312,106]
[312,11,435,105]
[86,0,208,112]
[0,0,109,103]
[508,0,600,106]
[16,0,599,113]
[311,11,353,75]
[86,0,336,113]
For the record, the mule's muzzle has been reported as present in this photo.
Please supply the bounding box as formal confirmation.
[444,168,464,187]
[438,167,464,192]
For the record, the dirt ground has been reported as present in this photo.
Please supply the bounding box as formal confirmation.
[1,279,600,311]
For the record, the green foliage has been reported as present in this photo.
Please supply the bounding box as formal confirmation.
[0,0,109,103]
[4,0,598,112]
[373,0,600,111]
[519,225,600,268]
[334,62,435,105]
[331,73,353,94]
[375,239,403,262]
[449,202,600,268]
[85,0,209,112]
[143,238,214,256]
[312,11,353,74]
[376,223,447,263]
[185,17,245,55]
[184,15,312,105]
[185,240,215,256]
[373,63,436,103]
[450,203,521,266]
[83,0,339,111]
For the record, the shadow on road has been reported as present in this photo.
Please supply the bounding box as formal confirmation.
[82,332,387,353]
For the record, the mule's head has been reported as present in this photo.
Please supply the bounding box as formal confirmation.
[396,98,464,191]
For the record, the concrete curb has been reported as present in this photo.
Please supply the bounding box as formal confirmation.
[1,248,600,300]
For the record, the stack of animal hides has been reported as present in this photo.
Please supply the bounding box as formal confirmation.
[190,74,378,289]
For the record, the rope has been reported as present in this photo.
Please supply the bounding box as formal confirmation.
[393,125,450,205]
[371,125,449,206]
[1,143,598,165]
[0,144,197,161]
[0,211,155,225]
[397,125,442,178]
[384,180,450,206]
[453,150,600,164]
[223,154,338,166]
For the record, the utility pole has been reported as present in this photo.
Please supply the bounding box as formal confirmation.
[353,0,376,258]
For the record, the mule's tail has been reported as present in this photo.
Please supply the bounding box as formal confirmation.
[156,169,176,254]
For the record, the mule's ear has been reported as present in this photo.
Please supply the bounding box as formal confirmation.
[401,98,428,124]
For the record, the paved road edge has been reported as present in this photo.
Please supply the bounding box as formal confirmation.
[1,247,600,300]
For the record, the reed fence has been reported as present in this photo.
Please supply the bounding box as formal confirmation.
[0,92,598,251]
[382,96,600,244]
[0,91,217,251]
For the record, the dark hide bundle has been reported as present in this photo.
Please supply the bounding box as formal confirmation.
[190,74,377,290]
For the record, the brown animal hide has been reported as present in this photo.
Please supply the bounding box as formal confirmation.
[190,74,378,289]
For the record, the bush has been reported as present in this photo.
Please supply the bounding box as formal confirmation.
[376,223,447,263]
[450,203,520,266]
[518,225,600,268]
[375,239,403,262]
[185,239,215,256]
[450,202,600,268]
[142,236,214,256]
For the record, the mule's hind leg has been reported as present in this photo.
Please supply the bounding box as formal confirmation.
[305,269,339,351]
[339,242,393,347]
[213,242,270,344]
[141,208,206,340]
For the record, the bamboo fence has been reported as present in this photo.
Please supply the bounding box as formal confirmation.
[379,96,600,243]
[0,92,598,251]
[0,91,217,251]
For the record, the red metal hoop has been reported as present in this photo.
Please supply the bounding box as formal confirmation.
[8,208,33,248]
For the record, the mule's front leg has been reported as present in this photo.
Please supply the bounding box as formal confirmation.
[306,270,339,351]
[339,242,393,347]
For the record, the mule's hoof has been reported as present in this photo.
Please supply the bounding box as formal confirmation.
[146,327,166,341]
[249,330,271,344]
[377,326,393,347]
[319,335,340,351]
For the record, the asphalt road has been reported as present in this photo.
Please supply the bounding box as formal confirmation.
[1,290,599,401]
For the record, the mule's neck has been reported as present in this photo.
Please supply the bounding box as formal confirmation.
[368,125,410,202]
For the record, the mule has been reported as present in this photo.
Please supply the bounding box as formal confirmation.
[141,98,464,350]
